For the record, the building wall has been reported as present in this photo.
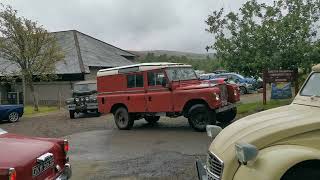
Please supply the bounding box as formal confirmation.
[13,81,74,106]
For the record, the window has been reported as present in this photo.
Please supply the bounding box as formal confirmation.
[300,73,320,97]
[165,67,198,81]
[127,74,144,88]
[148,71,166,86]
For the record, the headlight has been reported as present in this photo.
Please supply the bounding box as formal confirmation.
[234,89,238,96]
[75,98,79,102]
[85,97,90,102]
[213,92,220,101]
[235,143,258,165]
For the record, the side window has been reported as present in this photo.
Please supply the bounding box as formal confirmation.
[148,71,166,86]
[127,74,144,88]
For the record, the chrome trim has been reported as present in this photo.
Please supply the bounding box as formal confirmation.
[37,152,53,162]
[207,151,224,180]
[98,89,145,95]
[147,88,169,92]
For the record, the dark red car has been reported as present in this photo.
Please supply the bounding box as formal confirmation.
[0,128,72,180]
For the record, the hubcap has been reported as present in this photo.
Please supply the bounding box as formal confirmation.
[9,112,19,122]
[117,111,127,126]
[193,112,207,126]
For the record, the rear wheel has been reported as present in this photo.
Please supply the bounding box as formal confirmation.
[145,116,160,124]
[239,86,247,95]
[114,107,134,130]
[69,110,75,119]
[8,111,19,123]
[188,104,216,132]
[217,107,237,123]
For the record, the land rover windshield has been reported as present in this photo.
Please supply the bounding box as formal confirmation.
[74,83,97,93]
[300,73,320,97]
[165,67,198,81]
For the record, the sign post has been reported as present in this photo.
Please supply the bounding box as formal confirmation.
[262,69,298,105]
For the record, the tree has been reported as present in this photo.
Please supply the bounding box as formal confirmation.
[206,0,320,77]
[0,4,64,111]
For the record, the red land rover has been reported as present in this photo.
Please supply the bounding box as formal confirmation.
[97,63,240,131]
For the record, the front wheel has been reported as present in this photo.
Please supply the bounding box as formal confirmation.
[8,111,20,123]
[145,116,160,124]
[114,107,134,130]
[188,104,216,132]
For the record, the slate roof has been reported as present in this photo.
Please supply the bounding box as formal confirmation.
[0,30,135,75]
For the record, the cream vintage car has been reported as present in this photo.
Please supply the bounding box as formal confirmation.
[196,64,320,180]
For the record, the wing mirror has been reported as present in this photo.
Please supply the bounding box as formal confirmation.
[206,125,222,138]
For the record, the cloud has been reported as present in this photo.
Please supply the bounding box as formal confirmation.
[3,0,273,53]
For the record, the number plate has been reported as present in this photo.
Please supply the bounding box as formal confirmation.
[32,154,54,177]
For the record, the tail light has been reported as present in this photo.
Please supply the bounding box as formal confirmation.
[64,139,69,154]
[8,168,16,180]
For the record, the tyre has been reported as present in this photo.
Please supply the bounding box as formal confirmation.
[145,116,160,124]
[114,107,134,130]
[8,111,20,123]
[239,86,247,95]
[281,161,320,180]
[69,110,75,119]
[217,107,237,123]
[188,104,216,132]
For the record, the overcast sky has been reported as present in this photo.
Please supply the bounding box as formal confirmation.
[3,0,271,53]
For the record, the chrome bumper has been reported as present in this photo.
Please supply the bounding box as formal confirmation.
[56,164,72,180]
[67,103,98,111]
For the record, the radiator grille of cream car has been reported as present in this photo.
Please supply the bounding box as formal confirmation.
[207,152,223,180]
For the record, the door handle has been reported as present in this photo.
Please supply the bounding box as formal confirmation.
[148,96,152,101]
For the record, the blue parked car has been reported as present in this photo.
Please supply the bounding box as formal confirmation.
[213,73,257,94]
[0,104,24,122]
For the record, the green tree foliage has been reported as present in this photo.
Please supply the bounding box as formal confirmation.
[0,4,64,111]
[206,0,320,77]
[138,53,222,73]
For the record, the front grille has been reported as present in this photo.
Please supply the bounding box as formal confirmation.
[207,152,224,180]
[218,84,228,106]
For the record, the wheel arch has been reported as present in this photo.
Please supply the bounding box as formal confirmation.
[182,99,210,117]
[233,145,320,180]
[281,160,320,180]
[110,103,128,114]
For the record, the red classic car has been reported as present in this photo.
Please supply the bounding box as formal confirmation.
[0,128,72,180]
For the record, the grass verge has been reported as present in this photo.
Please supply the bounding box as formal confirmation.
[24,106,59,117]
[237,99,292,116]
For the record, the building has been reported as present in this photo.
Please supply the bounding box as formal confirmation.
[0,30,135,105]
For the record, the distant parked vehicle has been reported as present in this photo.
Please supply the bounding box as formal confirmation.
[213,73,257,95]
[199,73,216,80]
[65,80,99,119]
[0,104,23,122]
[0,128,72,180]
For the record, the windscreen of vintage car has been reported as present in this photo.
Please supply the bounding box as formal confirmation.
[166,67,198,81]
[0,128,7,135]
[300,73,320,97]
[73,83,97,93]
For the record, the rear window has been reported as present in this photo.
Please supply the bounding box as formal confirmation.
[127,74,144,88]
